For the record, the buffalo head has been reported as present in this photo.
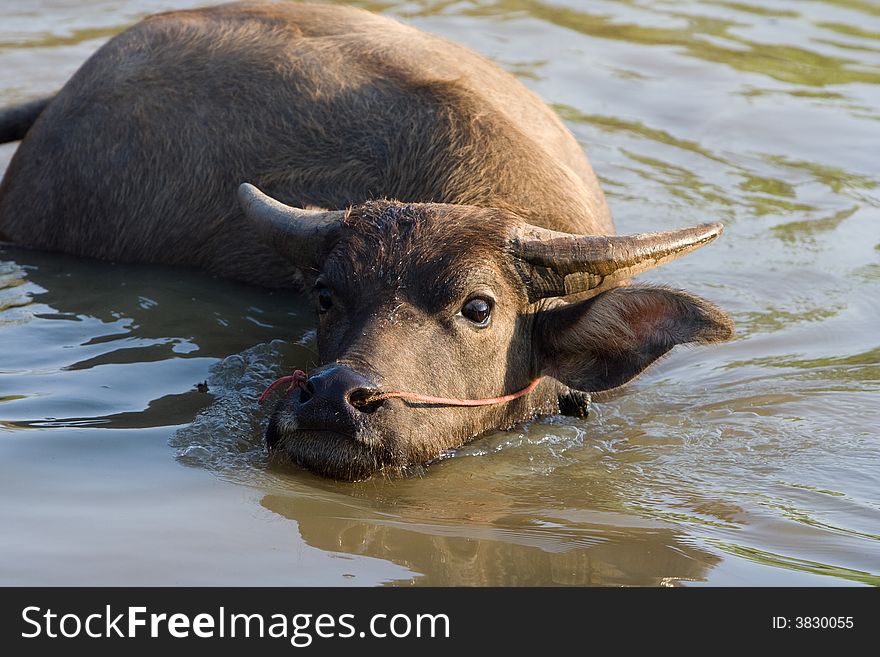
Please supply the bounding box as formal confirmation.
[239,183,733,480]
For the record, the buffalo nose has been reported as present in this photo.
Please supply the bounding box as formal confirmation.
[301,365,383,415]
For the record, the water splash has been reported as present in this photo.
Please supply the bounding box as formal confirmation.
[171,340,292,487]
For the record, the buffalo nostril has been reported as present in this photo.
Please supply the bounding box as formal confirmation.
[299,379,315,403]
[348,388,385,414]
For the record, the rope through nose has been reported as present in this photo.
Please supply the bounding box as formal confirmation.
[257,369,309,405]
[257,370,542,407]
[364,378,542,406]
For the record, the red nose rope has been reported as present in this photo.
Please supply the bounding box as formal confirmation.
[257,369,542,407]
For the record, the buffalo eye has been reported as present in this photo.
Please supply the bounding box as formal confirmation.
[461,297,492,326]
[316,285,333,313]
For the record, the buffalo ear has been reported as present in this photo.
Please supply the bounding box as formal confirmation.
[536,286,734,393]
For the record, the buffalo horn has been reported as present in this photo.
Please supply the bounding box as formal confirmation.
[512,222,724,302]
[238,183,343,266]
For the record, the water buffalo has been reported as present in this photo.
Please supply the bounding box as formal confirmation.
[0,2,733,480]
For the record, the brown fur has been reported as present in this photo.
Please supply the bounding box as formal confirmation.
[0,1,610,286]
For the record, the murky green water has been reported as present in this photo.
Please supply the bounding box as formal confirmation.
[1,0,878,586]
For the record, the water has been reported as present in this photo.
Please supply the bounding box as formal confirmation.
[1,0,878,586]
